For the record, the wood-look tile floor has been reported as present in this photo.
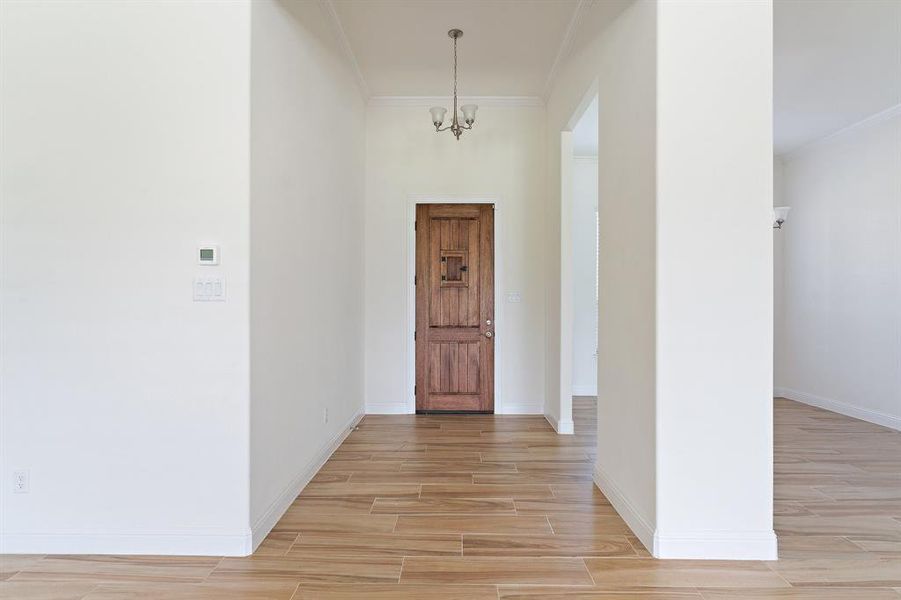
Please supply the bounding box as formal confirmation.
[3,397,901,599]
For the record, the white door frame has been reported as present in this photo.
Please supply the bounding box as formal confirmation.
[558,130,576,434]
[405,194,504,414]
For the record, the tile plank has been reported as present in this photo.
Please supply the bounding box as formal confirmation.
[396,515,553,535]
[287,533,461,558]
[209,556,402,584]
[401,556,593,585]
[464,533,636,557]
[292,583,498,599]
[371,497,516,515]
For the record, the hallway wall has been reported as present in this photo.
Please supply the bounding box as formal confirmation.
[249,0,366,547]
[363,102,547,414]
[545,0,776,559]
[545,0,658,552]
[0,0,252,554]
[0,0,369,556]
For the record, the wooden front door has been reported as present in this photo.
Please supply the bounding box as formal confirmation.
[415,203,494,413]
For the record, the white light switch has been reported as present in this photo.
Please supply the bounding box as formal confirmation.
[506,292,522,303]
[193,277,226,302]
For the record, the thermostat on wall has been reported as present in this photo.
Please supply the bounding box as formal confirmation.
[197,245,220,265]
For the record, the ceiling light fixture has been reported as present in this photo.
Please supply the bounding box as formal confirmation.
[773,206,791,229]
[430,29,477,141]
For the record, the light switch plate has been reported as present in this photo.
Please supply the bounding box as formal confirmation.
[506,292,522,303]
[193,277,226,302]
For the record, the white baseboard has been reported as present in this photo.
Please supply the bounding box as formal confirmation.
[571,385,597,396]
[775,387,901,432]
[544,412,574,435]
[500,403,543,415]
[250,408,364,552]
[592,464,778,560]
[0,528,253,556]
[365,403,412,414]
[653,529,778,560]
[592,463,655,554]
[0,408,366,557]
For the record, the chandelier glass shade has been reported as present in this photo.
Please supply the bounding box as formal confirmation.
[430,29,478,140]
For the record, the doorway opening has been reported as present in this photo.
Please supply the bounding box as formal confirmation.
[558,91,599,434]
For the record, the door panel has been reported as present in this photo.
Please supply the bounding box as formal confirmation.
[416,203,494,413]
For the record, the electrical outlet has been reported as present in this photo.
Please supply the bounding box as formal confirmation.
[323,407,329,424]
[13,470,29,494]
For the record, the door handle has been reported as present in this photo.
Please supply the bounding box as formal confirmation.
[484,331,493,338]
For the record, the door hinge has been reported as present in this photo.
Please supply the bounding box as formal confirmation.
[414,330,417,340]
[414,275,417,285]
[414,220,417,231]
[414,384,417,396]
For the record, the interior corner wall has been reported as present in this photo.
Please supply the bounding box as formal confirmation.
[0,0,252,555]
[249,0,366,547]
[776,112,901,430]
[363,104,547,415]
[545,0,658,551]
[655,0,775,559]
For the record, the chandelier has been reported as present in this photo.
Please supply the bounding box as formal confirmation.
[429,29,478,140]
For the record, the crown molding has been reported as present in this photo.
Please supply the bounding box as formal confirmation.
[368,96,545,109]
[319,0,370,100]
[543,0,592,101]
[780,102,901,161]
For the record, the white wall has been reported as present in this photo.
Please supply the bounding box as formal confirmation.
[1,0,252,554]
[249,0,366,546]
[364,102,546,414]
[546,0,658,550]
[655,0,775,559]
[572,158,598,396]
[546,0,775,559]
[775,111,901,430]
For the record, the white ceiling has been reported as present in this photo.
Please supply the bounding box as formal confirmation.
[329,0,900,155]
[329,0,580,97]
[774,0,901,155]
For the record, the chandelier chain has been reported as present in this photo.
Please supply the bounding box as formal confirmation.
[453,35,457,101]
[453,35,458,124]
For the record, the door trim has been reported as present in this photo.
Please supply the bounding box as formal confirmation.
[406,195,504,414]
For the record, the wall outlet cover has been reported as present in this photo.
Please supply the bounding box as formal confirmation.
[13,470,29,493]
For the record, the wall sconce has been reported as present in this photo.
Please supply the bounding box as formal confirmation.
[773,206,791,229]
